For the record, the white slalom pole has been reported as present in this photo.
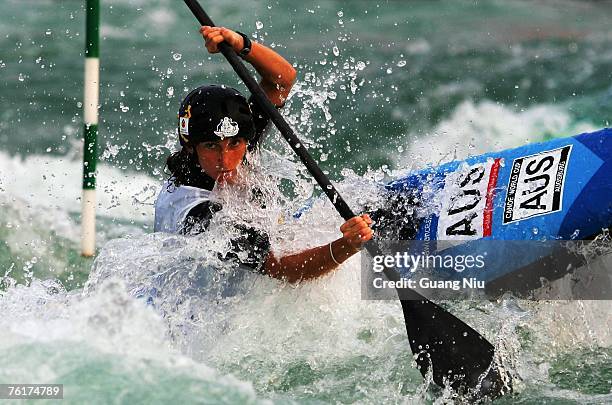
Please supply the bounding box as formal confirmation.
[81,0,100,257]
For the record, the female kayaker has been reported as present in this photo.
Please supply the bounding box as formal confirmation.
[154,26,373,283]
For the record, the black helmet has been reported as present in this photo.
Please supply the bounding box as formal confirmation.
[177,85,256,146]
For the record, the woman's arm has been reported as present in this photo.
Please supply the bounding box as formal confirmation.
[200,26,297,106]
[263,215,374,283]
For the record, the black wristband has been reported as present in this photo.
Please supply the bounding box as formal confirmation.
[236,31,252,58]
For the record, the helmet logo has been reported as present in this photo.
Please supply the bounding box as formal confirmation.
[179,105,192,143]
[214,117,240,139]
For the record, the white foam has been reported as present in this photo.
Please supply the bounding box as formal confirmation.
[100,25,134,40]
[398,100,597,169]
[85,229,419,394]
[0,150,160,222]
[0,278,263,401]
[405,38,431,55]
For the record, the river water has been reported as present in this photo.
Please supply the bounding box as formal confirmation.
[1,0,611,403]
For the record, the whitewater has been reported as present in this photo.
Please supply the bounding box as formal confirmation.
[1,0,611,403]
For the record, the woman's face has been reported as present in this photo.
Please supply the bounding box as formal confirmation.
[195,137,248,183]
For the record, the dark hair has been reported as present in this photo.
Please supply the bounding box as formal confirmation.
[165,148,216,190]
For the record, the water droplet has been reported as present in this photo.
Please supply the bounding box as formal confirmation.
[172,53,182,61]
[532,227,539,235]
[17,73,25,81]
[166,86,174,97]
[120,102,129,112]
[463,331,468,337]
[397,60,406,67]
[45,29,52,36]
[386,67,392,74]
[337,11,343,17]
[332,46,339,57]
[356,61,366,70]
[255,21,264,30]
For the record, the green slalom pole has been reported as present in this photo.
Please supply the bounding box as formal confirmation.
[81,0,100,257]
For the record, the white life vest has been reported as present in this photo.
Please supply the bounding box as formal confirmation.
[154,182,213,233]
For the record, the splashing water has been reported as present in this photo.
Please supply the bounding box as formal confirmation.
[1,0,612,403]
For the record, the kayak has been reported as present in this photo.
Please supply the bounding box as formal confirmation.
[370,128,612,296]
[383,128,611,241]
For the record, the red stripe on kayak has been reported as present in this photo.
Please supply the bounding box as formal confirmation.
[483,158,501,237]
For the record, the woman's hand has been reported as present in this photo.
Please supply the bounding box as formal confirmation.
[263,214,374,282]
[340,214,373,253]
[198,25,296,106]
[200,26,243,54]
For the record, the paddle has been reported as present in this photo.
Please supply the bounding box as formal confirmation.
[182,0,508,398]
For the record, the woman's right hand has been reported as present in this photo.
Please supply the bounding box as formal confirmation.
[199,24,296,107]
[340,214,373,253]
[200,26,244,54]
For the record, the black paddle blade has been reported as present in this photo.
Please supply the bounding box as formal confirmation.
[400,299,510,399]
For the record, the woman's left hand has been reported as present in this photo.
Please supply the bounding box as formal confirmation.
[340,214,374,253]
[200,26,244,54]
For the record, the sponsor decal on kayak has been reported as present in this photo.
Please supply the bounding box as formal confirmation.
[503,145,571,224]
[436,159,501,240]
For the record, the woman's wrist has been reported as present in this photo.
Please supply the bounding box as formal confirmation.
[234,31,252,58]
[329,242,342,265]
[329,238,362,265]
